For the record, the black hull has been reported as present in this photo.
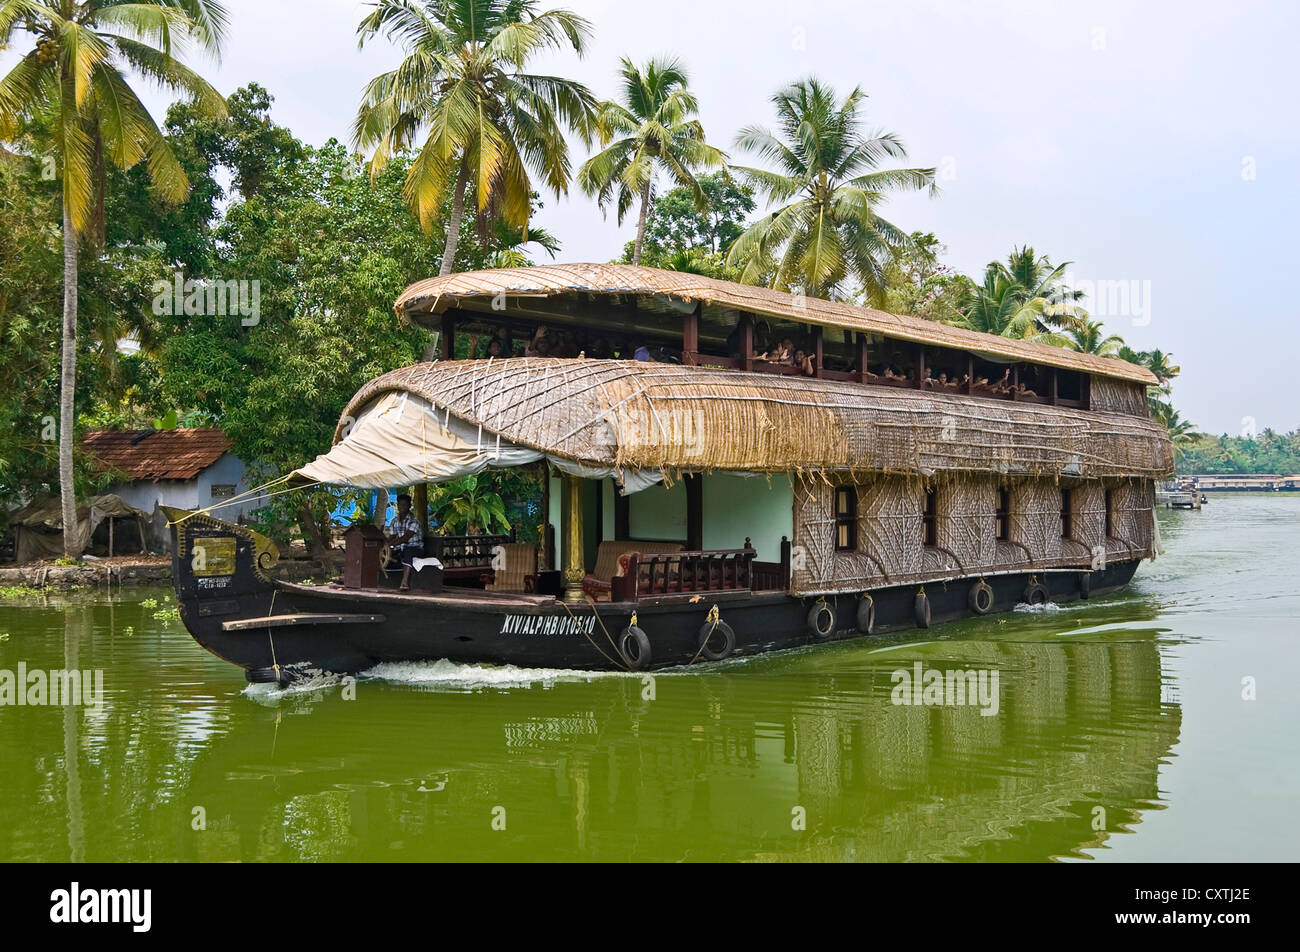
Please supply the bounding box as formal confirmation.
[176,561,1142,681]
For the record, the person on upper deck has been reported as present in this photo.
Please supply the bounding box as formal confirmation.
[386,493,424,591]
[525,326,548,357]
[759,338,794,364]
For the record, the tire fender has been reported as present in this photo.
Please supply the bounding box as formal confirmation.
[914,590,931,629]
[807,600,836,639]
[697,619,735,661]
[968,580,995,616]
[856,594,876,634]
[618,625,652,671]
[1022,579,1051,606]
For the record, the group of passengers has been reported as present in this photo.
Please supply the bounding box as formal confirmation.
[851,364,1038,398]
[460,324,1039,398]
[751,322,819,376]
[971,368,1038,398]
[463,325,629,360]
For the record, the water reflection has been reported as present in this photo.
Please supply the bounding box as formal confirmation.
[0,590,1180,862]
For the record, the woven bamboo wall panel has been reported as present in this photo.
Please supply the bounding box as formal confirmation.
[1090,377,1150,416]
[789,474,1157,596]
[1013,481,1064,564]
[1106,480,1154,561]
[1071,484,1106,555]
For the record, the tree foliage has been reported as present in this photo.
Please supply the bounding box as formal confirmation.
[726,78,936,301]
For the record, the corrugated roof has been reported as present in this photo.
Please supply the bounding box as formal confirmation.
[394,263,1159,386]
[83,428,231,481]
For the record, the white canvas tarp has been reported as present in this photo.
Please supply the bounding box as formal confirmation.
[292,391,663,493]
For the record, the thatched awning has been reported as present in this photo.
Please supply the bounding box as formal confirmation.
[394,263,1159,386]
[294,359,1172,489]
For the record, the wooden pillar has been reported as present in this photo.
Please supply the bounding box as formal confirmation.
[440,312,455,360]
[614,489,630,541]
[561,473,585,603]
[682,303,700,366]
[856,333,869,384]
[540,463,552,569]
[915,346,926,389]
[1049,369,1058,405]
[413,483,429,539]
[811,325,823,378]
[685,474,702,551]
[739,313,754,372]
[1011,364,1020,400]
[965,355,974,395]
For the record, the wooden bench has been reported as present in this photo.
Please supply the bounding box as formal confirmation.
[614,545,757,601]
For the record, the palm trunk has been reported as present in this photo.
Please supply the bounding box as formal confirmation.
[59,199,80,558]
[632,177,653,266]
[438,160,471,277]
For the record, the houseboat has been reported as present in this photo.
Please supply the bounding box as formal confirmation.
[168,263,1174,684]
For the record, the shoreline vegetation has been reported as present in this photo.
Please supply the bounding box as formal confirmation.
[0,0,1260,564]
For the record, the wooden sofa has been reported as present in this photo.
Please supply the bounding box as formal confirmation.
[485,542,540,593]
[582,539,684,600]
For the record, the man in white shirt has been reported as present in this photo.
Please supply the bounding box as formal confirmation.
[385,493,423,591]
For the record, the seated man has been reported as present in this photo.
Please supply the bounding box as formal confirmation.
[385,493,424,591]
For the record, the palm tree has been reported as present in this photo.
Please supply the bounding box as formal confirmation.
[577,56,725,265]
[1063,319,1124,356]
[1000,246,1086,330]
[489,221,560,268]
[1150,398,1201,450]
[1118,346,1180,387]
[1,0,228,555]
[353,0,596,276]
[724,78,936,301]
[949,267,1066,344]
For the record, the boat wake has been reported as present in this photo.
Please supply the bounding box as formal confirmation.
[362,658,626,690]
[1013,601,1063,613]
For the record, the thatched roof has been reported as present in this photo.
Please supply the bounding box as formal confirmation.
[335,359,1174,482]
[394,263,1159,386]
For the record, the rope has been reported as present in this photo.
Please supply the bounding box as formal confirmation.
[685,603,721,666]
[265,589,282,684]
[557,597,629,672]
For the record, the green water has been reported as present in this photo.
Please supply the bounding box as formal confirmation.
[1,495,1296,862]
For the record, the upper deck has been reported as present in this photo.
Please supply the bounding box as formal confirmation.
[394,263,1157,419]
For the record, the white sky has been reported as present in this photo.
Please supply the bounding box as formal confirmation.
[6,0,1298,435]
